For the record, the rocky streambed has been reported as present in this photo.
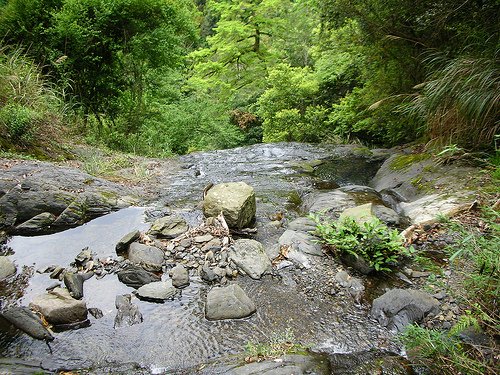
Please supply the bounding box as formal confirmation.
[0,143,478,374]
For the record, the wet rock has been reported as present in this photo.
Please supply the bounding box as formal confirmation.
[372,205,400,226]
[49,266,64,279]
[232,353,331,375]
[287,217,317,232]
[114,294,143,328]
[334,271,365,302]
[0,256,16,280]
[88,308,104,319]
[201,264,219,283]
[340,253,374,275]
[205,284,256,320]
[63,272,84,299]
[328,350,413,375]
[203,182,256,229]
[340,203,376,224]
[339,185,380,196]
[148,215,188,239]
[302,190,355,219]
[371,288,439,332]
[278,230,323,256]
[229,239,271,279]
[1,306,54,341]
[116,230,141,253]
[117,266,161,289]
[14,212,56,234]
[136,281,177,302]
[170,264,190,288]
[128,242,164,272]
[30,287,88,325]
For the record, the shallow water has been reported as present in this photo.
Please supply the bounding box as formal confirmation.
[0,143,397,373]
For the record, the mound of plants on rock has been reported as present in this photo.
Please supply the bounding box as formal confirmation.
[310,215,412,272]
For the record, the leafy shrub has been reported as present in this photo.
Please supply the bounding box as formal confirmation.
[311,215,411,271]
[0,104,39,144]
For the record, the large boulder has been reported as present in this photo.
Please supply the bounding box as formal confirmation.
[29,288,88,325]
[399,194,468,225]
[339,203,376,224]
[205,284,256,320]
[371,288,439,332]
[229,239,271,279]
[0,256,16,280]
[127,242,164,272]
[203,182,256,229]
[148,215,188,239]
[278,230,323,257]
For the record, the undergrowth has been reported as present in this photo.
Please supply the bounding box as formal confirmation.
[401,206,499,374]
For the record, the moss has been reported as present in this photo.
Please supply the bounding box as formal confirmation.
[390,153,431,171]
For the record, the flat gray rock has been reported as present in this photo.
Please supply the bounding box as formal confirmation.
[302,190,355,219]
[136,281,177,302]
[128,242,164,271]
[148,215,188,239]
[371,288,439,332]
[287,217,317,232]
[0,256,16,280]
[205,284,256,320]
[203,182,256,229]
[229,239,271,279]
[29,287,88,325]
[116,230,141,253]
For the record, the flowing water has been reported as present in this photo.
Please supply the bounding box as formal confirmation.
[0,143,402,373]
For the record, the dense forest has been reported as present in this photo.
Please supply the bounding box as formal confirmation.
[0,0,498,157]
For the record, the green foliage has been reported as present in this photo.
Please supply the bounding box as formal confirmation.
[311,215,411,272]
[400,324,491,375]
[244,328,308,361]
[0,104,39,145]
[257,64,327,142]
[406,54,499,150]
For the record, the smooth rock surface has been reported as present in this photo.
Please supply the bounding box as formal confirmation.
[0,256,16,280]
[203,182,256,229]
[29,287,88,325]
[205,284,256,320]
[339,203,376,224]
[136,281,177,302]
[63,272,85,299]
[400,194,468,225]
[302,190,355,219]
[287,217,317,232]
[128,242,164,271]
[170,264,190,288]
[371,288,439,332]
[116,230,141,253]
[148,215,188,239]
[1,306,54,341]
[278,230,323,256]
[117,266,161,289]
[229,239,271,279]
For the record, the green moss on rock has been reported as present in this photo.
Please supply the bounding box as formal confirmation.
[390,153,431,171]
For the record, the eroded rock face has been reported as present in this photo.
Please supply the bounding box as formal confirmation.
[229,239,271,279]
[0,160,136,235]
[205,284,256,320]
[371,288,439,332]
[0,256,16,280]
[29,288,88,325]
[203,182,256,229]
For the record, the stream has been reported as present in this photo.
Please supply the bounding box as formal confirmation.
[0,143,406,374]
